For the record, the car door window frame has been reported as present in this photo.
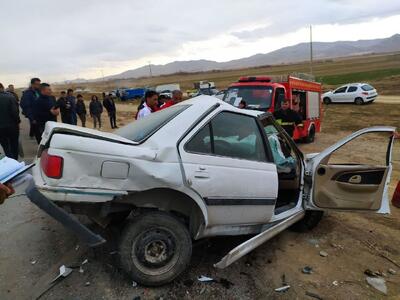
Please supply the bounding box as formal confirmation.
[347,86,358,93]
[334,86,348,94]
[184,110,273,163]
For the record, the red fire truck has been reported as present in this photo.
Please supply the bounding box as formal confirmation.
[223,75,322,143]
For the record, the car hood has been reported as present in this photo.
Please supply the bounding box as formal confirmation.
[41,122,138,146]
[322,91,333,96]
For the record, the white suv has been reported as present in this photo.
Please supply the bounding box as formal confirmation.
[323,83,378,105]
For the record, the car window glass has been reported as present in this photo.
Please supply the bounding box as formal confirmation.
[211,112,266,161]
[326,132,392,166]
[185,124,212,154]
[261,118,298,174]
[116,105,189,142]
[361,84,374,91]
[186,112,267,162]
[334,86,347,94]
[347,86,358,92]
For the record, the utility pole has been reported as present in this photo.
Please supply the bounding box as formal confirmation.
[148,61,153,77]
[101,69,105,81]
[309,25,313,76]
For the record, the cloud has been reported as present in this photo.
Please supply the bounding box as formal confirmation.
[0,0,400,85]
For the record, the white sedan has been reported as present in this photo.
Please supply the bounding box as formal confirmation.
[26,96,395,286]
[323,83,378,104]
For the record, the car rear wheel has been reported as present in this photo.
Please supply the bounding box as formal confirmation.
[355,97,364,105]
[323,97,331,104]
[119,211,192,286]
[303,125,316,143]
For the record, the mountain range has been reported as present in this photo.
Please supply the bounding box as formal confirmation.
[66,34,400,83]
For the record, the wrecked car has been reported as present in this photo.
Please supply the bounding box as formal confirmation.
[26,95,396,286]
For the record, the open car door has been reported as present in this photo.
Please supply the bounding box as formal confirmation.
[305,126,396,213]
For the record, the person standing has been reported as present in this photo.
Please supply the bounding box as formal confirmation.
[136,91,158,120]
[0,83,19,159]
[103,93,118,128]
[32,83,59,144]
[76,94,87,127]
[6,84,19,103]
[66,89,77,125]
[161,90,183,109]
[20,78,41,138]
[273,98,303,137]
[89,95,103,129]
[56,91,73,124]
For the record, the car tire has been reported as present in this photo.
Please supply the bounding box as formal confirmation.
[303,125,316,143]
[290,210,324,232]
[355,97,364,105]
[323,97,331,104]
[119,211,192,286]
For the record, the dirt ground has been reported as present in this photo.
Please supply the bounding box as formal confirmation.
[1,96,400,300]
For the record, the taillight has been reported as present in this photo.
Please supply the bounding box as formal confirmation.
[392,181,400,208]
[362,92,368,96]
[40,149,63,178]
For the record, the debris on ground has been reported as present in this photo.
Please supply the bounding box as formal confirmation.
[197,275,214,282]
[51,265,73,283]
[302,266,313,274]
[31,260,37,265]
[330,243,344,250]
[305,291,323,300]
[274,285,290,292]
[332,280,339,286]
[79,267,84,274]
[132,281,138,287]
[366,276,387,295]
[85,281,91,287]
[81,259,88,265]
[364,269,380,277]
[388,268,397,275]
[319,251,328,257]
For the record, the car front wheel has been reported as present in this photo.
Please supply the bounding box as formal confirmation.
[119,211,192,286]
[323,97,331,104]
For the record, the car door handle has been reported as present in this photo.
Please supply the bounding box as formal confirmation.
[194,171,209,179]
[198,166,207,171]
[348,175,362,184]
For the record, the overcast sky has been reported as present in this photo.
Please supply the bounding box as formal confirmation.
[1,0,400,87]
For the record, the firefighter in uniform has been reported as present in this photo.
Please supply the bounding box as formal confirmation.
[273,98,303,137]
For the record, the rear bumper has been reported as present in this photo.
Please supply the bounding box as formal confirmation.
[25,181,106,247]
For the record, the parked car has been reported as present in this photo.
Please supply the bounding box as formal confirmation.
[322,83,378,104]
[26,96,395,286]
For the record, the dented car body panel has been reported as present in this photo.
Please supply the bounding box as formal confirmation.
[28,95,396,270]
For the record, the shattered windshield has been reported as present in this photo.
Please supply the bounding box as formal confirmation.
[223,86,273,110]
[115,105,190,143]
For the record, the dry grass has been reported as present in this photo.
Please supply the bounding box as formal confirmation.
[54,52,400,96]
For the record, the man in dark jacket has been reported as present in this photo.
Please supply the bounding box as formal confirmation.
[89,95,103,129]
[32,83,59,144]
[76,94,87,127]
[66,89,77,125]
[0,83,20,159]
[7,84,19,103]
[273,98,303,137]
[20,78,41,138]
[103,93,118,129]
[56,91,73,124]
